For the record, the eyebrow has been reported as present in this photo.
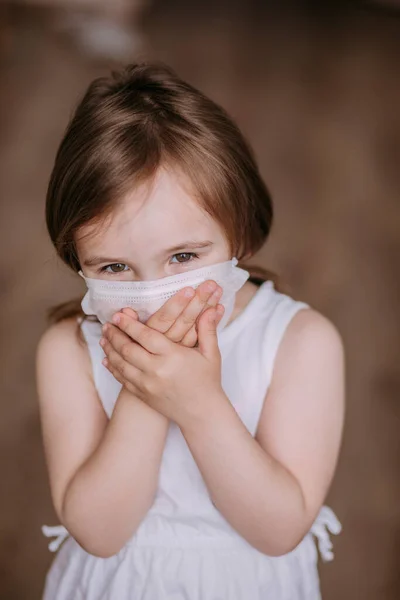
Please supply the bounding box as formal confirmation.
[82,240,214,267]
[162,240,213,255]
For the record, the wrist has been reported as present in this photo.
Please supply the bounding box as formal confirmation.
[178,388,231,437]
[116,386,141,406]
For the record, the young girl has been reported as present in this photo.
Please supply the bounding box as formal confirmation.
[37,62,344,600]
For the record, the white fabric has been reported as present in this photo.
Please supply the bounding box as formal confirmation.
[78,257,249,331]
[42,280,341,599]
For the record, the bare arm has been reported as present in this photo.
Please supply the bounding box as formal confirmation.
[37,282,221,557]
[180,309,345,556]
[36,318,169,558]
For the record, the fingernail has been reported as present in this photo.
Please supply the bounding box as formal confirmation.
[206,281,217,292]
[102,358,108,367]
[217,305,225,316]
[112,314,121,324]
[99,337,105,347]
[212,287,222,299]
[183,287,195,298]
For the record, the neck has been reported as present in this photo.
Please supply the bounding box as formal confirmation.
[225,280,259,327]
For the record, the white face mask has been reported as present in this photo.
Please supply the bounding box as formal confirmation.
[78,257,249,331]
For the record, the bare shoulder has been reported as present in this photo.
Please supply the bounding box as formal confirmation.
[274,307,345,379]
[36,316,88,362]
[36,317,94,397]
[284,307,344,355]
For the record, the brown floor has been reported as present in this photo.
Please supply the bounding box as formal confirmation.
[1,3,400,599]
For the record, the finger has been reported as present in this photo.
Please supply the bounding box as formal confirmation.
[214,303,225,325]
[110,312,170,354]
[145,286,196,333]
[101,340,143,384]
[101,330,150,372]
[106,363,140,397]
[121,307,139,320]
[104,359,124,385]
[166,281,222,342]
[197,306,222,360]
[181,301,225,346]
[102,322,134,355]
[180,326,198,348]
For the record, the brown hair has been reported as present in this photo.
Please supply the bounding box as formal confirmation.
[46,62,281,326]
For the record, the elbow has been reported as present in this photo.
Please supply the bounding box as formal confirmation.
[251,493,316,557]
[72,528,134,558]
[60,509,139,559]
[263,536,305,557]
[77,538,125,559]
[60,497,145,559]
[59,507,124,558]
[249,525,308,557]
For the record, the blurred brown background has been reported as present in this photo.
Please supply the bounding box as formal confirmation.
[1,1,400,599]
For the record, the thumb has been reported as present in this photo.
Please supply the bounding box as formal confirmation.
[197,307,222,359]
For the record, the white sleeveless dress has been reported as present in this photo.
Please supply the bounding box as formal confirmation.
[42,281,341,600]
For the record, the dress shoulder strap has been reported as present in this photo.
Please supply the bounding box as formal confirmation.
[78,317,121,418]
[239,285,310,435]
[261,291,310,387]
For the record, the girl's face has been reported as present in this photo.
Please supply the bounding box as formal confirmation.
[76,167,231,281]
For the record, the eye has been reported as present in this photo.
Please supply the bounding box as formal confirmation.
[101,263,129,274]
[170,253,199,264]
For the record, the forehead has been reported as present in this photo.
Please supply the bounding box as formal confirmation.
[75,167,224,256]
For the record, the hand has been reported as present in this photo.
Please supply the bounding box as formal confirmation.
[122,279,223,347]
[100,306,225,428]
[100,280,225,395]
